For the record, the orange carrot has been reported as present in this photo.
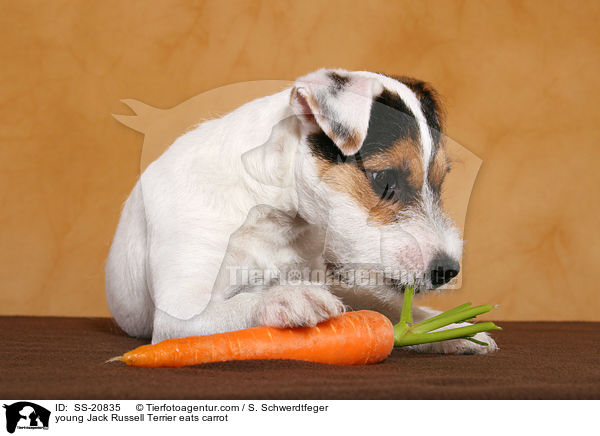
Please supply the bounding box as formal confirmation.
[109,310,394,367]
[108,287,501,368]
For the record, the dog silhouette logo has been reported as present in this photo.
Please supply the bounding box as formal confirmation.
[3,402,50,433]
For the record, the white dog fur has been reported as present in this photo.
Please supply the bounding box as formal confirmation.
[106,68,497,354]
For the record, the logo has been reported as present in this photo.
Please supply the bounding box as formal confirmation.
[3,402,50,434]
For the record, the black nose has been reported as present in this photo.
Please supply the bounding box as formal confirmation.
[428,252,460,288]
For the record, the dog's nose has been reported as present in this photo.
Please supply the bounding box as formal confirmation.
[428,253,460,288]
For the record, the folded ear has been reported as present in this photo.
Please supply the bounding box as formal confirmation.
[290,69,383,156]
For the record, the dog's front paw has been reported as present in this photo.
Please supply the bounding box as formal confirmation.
[255,284,345,328]
[404,329,498,355]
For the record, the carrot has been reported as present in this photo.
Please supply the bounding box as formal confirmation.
[109,310,395,367]
[108,286,501,367]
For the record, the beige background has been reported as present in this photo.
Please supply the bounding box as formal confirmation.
[1,0,598,320]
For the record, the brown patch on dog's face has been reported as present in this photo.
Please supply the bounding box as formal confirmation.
[363,139,425,188]
[315,138,426,225]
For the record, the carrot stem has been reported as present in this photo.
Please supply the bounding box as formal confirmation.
[411,305,496,334]
[393,321,410,344]
[393,285,501,348]
[400,285,414,324]
[466,337,490,347]
[394,322,502,346]
[410,302,472,329]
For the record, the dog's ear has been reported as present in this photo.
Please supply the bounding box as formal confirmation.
[291,69,383,156]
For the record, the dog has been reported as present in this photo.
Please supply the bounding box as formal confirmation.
[106,68,497,354]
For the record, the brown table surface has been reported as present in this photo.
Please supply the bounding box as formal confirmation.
[0,317,598,399]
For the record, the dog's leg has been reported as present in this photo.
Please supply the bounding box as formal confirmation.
[214,205,344,330]
[219,206,344,329]
[404,305,498,355]
[150,204,343,343]
[151,282,345,344]
[151,290,264,343]
[145,207,238,343]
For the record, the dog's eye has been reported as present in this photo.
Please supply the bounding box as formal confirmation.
[367,169,397,196]
[365,168,414,203]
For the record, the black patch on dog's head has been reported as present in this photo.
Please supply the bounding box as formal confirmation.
[360,90,420,159]
[308,88,421,164]
[395,76,445,151]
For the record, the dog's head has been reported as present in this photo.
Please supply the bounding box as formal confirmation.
[291,69,462,291]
